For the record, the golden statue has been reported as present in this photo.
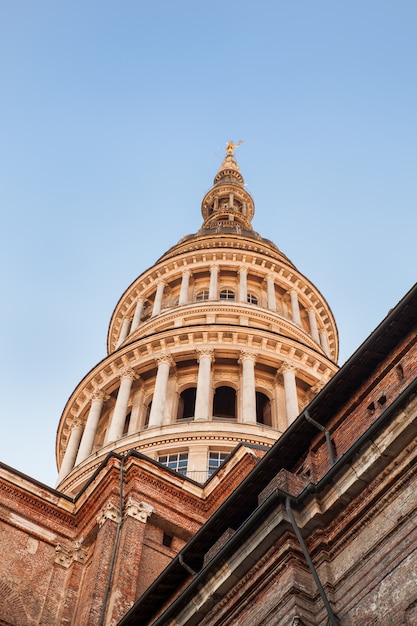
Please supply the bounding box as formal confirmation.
[226,140,244,156]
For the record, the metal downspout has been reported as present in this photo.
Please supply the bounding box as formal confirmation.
[285,496,340,626]
[304,409,337,466]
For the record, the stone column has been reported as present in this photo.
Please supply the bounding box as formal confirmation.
[319,330,331,358]
[266,274,277,311]
[130,297,145,333]
[178,269,191,305]
[290,289,301,325]
[75,389,108,465]
[148,353,174,428]
[116,316,131,348]
[239,351,258,424]
[152,280,166,316]
[127,380,144,435]
[57,418,83,484]
[208,264,219,300]
[194,348,214,421]
[279,363,299,425]
[238,266,248,303]
[308,308,320,343]
[106,367,137,443]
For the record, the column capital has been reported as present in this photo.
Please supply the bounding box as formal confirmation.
[119,366,138,381]
[97,502,121,528]
[156,278,167,287]
[55,543,72,568]
[73,541,89,564]
[181,268,192,276]
[71,417,83,431]
[238,265,248,275]
[209,263,219,271]
[238,350,258,364]
[197,348,215,363]
[155,351,175,368]
[278,361,296,375]
[124,497,153,523]
[90,388,110,403]
[266,273,275,282]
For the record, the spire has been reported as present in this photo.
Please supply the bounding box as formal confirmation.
[201,140,254,231]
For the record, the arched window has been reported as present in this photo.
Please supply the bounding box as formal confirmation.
[196,290,209,301]
[177,387,197,420]
[213,386,236,419]
[247,293,258,305]
[256,392,272,426]
[219,289,235,301]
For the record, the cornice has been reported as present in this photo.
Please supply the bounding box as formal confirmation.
[58,430,276,493]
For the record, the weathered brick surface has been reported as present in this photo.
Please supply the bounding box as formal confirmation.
[0,447,259,625]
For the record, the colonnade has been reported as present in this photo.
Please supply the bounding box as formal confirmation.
[114,266,331,356]
[57,350,304,483]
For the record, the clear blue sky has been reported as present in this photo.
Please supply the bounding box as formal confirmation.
[1,1,416,486]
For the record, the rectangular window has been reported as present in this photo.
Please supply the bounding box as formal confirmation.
[208,451,229,476]
[158,452,188,475]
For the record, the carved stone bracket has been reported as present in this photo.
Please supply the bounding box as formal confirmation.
[97,501,121,528]
[124,497,153,523]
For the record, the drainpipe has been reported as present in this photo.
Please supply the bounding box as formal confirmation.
[304,409,337,466]
[285,496,340,626]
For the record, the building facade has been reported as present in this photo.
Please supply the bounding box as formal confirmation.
[0,146,416,626]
